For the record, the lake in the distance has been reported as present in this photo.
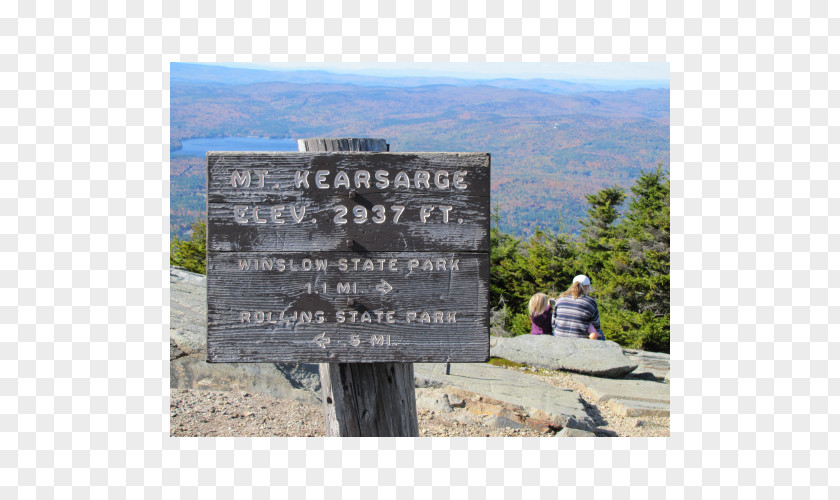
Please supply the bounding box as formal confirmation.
[172,137,299,157]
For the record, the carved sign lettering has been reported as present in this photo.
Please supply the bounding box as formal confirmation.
[206,152,490,363]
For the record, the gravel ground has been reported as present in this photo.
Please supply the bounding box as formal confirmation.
[170,389,324,437]
[170,368,669,437]
[170,388,548,437]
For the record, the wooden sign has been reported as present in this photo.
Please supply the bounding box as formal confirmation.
[206,152,490,363]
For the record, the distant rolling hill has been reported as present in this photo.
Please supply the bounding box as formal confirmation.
[171,62,669,93]
[169,64,669,240]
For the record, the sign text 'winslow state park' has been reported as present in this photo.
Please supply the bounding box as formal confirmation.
[206,152,490,363]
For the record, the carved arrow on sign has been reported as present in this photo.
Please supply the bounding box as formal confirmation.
[374,279,393,295]
[314,332,330,348]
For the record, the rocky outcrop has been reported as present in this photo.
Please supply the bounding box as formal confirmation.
[415,362,596,431]
[570,373,670,418]
[170,267,321,405]
[490,335,639,378]
[570,373,670,404]
[622,348,671,381]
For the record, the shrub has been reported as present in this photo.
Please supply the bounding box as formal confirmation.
[637,313,670,353]
[599,305,670,353]
[170,219,206,274]
[509,312,533,337]
[599,306,642,349]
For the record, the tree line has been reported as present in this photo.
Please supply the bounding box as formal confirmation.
[172,165,669,353]
[490,165,670,352]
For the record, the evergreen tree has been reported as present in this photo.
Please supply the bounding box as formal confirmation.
[556,168,671,352]
[595,166,670,352]
[490,224,525,312]
[578,186,626,277]
[619,165,670,316]
[520,226,577,297]
[170,219,207,274]
[490,210,583,335]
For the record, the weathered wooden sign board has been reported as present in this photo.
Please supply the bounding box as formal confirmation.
[206,152,490,363]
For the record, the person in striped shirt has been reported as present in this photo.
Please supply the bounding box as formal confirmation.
[551,275,605,341]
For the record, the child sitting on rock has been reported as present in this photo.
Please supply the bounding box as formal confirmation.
[527,293,553,335]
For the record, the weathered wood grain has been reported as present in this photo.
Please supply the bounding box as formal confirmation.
[319,362,418,436]
[207,335,487,363]
[295,141,415,437]
[206,252,489,363]
[206,152,490,252]
[298,138,388,152]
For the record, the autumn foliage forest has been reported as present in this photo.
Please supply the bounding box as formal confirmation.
[170,63,669,240]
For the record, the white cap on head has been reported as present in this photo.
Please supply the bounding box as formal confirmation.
[572,275,591,286]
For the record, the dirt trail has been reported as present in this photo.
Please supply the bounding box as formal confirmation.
[171,366,668,437]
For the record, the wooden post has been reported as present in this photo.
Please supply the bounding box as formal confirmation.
[298,137,419,437]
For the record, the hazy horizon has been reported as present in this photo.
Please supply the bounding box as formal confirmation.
[183,61,670,84]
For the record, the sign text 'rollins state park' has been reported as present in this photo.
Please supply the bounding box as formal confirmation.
[206,152,491,363]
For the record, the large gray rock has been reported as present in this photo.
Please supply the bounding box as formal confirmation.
[486,415,526,430]
[622,348,670,381]
[570,374,670,405]
[490,335,639,378]
[170,268,209,358]
[415,362,595,431]
[415,391,454,413]
[171,357,321,404]
[606,398,670,418]
[170,267,321,404]
[556,427,596,437]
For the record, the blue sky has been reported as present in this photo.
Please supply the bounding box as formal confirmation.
[217,62,669,82]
